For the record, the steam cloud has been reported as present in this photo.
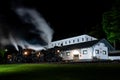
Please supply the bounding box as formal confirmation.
[0,7,54,51]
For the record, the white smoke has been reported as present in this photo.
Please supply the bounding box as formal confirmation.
[9,34,19,51]
[0,7,54,51]
[15,7,54,44]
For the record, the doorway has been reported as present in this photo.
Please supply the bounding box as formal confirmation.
[73,54,79,61]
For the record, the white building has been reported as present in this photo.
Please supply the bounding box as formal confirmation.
[59,39,109,61]
[47,34,115,61]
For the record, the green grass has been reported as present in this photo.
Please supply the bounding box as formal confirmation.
[0,63,120,80]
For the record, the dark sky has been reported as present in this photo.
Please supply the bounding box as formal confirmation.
[24,0,114,41]
[0,0,114,42]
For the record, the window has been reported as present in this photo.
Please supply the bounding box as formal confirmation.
[61,43,63,46]
[51,44,53,46]
[74,55,79,57]
[60,53,63,57]
[54,43,56,47]
[58,43,60,46]
[83,50,87,54]
[103,51,106,55]
[77,39,79,42]
[69,40,71,43]
[65,41,67,44]
[73,40,75,43]
[91,38,93,40]
[82,38,84,41]
[86,38,88,41]
[97,43,100,46]
[66,52,70,56]
[95,50,99,54]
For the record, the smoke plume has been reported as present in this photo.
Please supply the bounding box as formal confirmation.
[0,6,54,51]
[15,7,54,44]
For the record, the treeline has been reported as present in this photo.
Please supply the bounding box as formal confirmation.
[88,0,120,50]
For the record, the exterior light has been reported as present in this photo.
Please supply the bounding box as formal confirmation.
[7,55,12,59]
[5,49,8,52]
[72,50,79,54]
[23,51,28,56]
[57,50,60,53]
[36,52,41,57]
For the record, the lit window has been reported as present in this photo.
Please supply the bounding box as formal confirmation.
[83,50,87,54]
[95,50,99,54]
[72,50,79,54]
[103,51,106,55]
[60,53,62,57]
[66,52,70,56]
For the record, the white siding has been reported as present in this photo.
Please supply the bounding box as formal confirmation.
[60,43,109,61]
[62,50,73,60]
[80,48,92,59]
[93,43,108,59]
[61,48,93,60]
[108,56,120,60]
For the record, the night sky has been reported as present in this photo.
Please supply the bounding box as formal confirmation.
[0,0,114,44]
[25,0,113,41]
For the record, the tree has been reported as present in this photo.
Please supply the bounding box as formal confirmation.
[0,49,6,63]
[88,24,105,39]
[102,2,120,49]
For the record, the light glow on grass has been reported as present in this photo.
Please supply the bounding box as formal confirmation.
[0,63,62,75]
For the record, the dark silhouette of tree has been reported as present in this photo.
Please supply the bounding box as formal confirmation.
[0,49,6,63]
[102,0,120,49]
[88,24,105,39]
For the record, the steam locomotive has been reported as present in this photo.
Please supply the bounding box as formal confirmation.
[2,46,120,64]
[4,47,62,63]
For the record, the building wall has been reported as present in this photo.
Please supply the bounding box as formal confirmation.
[93,42,108,59]
[48,34,97,48]
[61,48,93,61]
[60,43,108,61]
[80,48,92,59]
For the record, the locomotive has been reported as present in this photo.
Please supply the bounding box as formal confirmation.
[4,47,62,63]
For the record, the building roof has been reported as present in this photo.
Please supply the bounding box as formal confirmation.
[52,39,115,51]
[56,40,99,51]
[99,39,115,51]
[48,34,97,49]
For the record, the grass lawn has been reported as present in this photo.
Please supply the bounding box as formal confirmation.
[0,63,120,80]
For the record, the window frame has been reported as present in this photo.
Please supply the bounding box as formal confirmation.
[103,50,106,55]
[95,50,99,54]
[66,52,70,56]
[83,50,87,55]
